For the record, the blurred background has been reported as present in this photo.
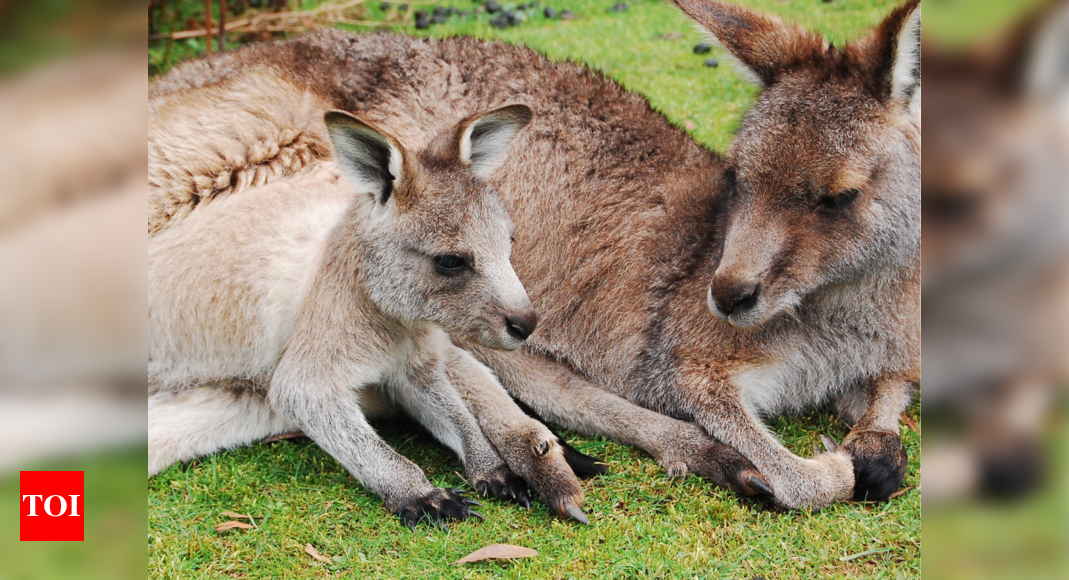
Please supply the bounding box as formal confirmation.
[923,0,1069,578]
[0,0,145,578]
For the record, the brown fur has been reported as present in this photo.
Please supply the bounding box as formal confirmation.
[151,0,921,510]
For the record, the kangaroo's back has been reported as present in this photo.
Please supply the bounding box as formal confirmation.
[152,31,732,384]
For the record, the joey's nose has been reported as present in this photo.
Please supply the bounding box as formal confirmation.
[711,278,759,316]
[505,310,538,341]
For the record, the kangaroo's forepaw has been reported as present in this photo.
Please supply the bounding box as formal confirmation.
[396,488,482,531]
[842,429,908,502]
[696,443,772,499]
[474,464,531,508]
[770,445,855,511]
[660,428,772,500]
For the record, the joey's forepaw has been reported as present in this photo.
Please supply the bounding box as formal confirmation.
[474,465,531,509]
[842,429,908,502]
[395,488,482,531]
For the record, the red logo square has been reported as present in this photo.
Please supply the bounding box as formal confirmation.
[20,471,84,541]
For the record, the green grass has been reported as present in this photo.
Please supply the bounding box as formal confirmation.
[148,1,920,578]
[149,408,921,578]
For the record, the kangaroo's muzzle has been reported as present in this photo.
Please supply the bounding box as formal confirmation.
[710,276,760,317]
[505,310,538,341]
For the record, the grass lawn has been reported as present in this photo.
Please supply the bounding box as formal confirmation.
[148,1,921,577]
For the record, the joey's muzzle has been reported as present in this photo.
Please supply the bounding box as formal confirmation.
[505,310,538,341]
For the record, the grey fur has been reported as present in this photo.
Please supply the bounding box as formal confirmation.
[148,0,921,511]
[146,80,586,522]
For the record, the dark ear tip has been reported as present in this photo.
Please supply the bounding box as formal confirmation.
[323,109,355,127]
[497,103,533,127]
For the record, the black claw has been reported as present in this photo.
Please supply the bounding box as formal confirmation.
[562,502,590,524]
[519,493,531,510]
[535,439,551,456]
[821,434,843,453]
[746,473,774,497]
[465,499,482,507]
[395,488,484,530]
[469,510,484,521]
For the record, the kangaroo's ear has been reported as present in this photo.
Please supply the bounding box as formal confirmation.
[1024,1,1069,98]
[861,0,921,104]
[458,104,533,179]
[324,111,404,205]
[672,0,827,86]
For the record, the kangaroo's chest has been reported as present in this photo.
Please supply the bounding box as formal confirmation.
[732,326,886,418]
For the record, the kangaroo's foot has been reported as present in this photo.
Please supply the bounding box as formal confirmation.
[395,488,482,530]
[559,437,610,478]
[496,424,588,524]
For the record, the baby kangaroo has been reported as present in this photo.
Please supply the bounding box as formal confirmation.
[149,0,919,512]
[148,93,583,527]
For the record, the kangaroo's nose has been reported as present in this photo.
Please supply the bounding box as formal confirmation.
[505,310,538,341]
[710,278,760,316]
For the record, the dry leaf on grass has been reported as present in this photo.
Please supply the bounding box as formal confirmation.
[900,414,919,433]
[214,521,253,532]
[264,431,306,443]
[454,544,538,565]
[305,543,332,564]
[221,511,257,528]
[684,120,697,131]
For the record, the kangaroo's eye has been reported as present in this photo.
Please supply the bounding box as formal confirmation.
[433,254,467,275]
[818,189,860,212]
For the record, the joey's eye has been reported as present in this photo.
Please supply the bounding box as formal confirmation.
[818,189,860,212]
[510,235,516,243]
[433,254,467,275]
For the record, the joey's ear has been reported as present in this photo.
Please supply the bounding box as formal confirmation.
[324,110,404,205]
[458,104,532,179]
[672,0,827,86]
[861,0,921,104]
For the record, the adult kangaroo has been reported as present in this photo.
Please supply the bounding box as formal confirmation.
[151,0,920,510]
[474,0,921,510]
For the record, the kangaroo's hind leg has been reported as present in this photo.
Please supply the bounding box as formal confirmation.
[148,386,297,476]
[465,344,771,500]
